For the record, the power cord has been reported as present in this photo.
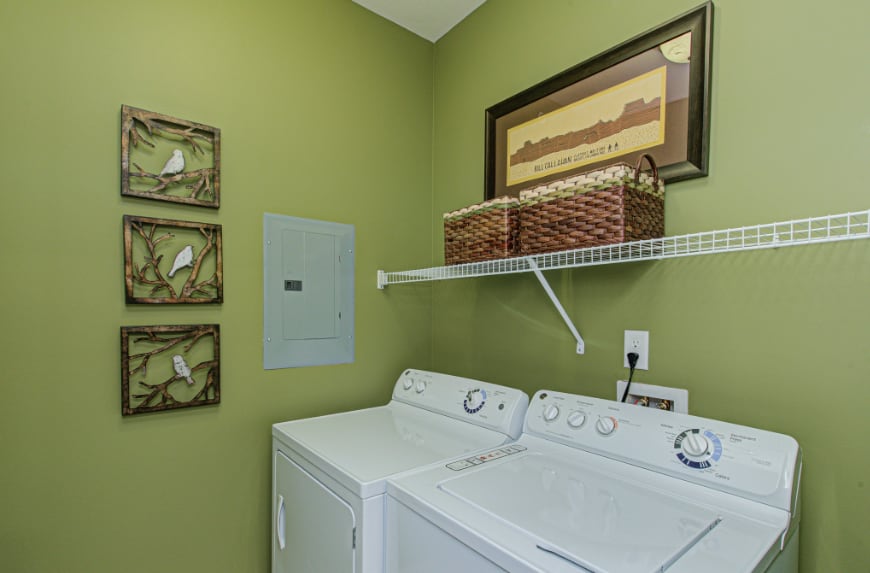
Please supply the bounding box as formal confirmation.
[620,352,639,403]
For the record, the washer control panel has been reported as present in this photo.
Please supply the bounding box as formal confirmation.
[392,370,529,439]
[526,390,800,512]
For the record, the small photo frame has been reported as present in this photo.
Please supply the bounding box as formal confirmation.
[120,324,221,416]
[123,215,223,304]
[121,105,221,208]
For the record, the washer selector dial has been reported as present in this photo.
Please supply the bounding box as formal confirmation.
[674,429,723,469]
[402,378,413,391]
[595,416,617,436]
[566,411,586,429]
[414,380,427,393]
[463,389,487,413]
[543,404,560,422]
[682,432,709,457]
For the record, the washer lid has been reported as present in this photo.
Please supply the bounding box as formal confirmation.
[273,401,510,498]
[438,451,775,573]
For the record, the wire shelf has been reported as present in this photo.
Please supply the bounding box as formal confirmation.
[378,209,870,288]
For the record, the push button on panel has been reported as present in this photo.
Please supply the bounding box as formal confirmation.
[446,444,527,471]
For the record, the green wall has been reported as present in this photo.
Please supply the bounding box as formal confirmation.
[0,1,433,571]
[3,0,868,571]
[430,1,869,571]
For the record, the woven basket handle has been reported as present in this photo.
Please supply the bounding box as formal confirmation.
[633,153,660,191]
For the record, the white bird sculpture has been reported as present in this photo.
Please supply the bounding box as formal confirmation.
[172,354,195,385]
[167,245,195,278]
[159,149,185,176]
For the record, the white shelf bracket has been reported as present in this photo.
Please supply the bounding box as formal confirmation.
[526,258,585,354]
[377,270,386,290]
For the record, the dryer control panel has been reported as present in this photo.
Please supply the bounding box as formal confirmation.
[526,390,801,513]
[392,370,529,439]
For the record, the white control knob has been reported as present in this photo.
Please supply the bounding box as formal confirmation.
[595,416,617,436]
[566,411,586,428]
[414,380,426,393]
[682,433,709,457]
[402,378,413,390]
[543,404,560,422]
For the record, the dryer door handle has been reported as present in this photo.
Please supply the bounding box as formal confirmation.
[276,494,286,550]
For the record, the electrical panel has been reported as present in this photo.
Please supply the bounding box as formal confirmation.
[263,214,354,369]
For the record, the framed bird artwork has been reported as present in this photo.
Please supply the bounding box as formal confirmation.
[120,324,221,416]
[123,215,223,304]
[120,105,221,208]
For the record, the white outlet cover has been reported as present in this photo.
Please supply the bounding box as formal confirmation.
[624,330,649,370]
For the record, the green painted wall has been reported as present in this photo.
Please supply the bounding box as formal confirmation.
[0,1,433,571]
[3,0,868,571]
[431,1,869,571]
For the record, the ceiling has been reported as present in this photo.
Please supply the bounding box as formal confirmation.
[352,0,486,42]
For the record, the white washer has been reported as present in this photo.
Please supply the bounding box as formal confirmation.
[386,390,802,573]
[271,368,529,573]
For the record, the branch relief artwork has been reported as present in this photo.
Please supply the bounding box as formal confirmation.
[121,324,220,416]
[121,105,221,208]
[123,215,223,304]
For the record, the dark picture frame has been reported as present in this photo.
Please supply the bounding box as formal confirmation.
[121,105,221,208]
[123,215,223,304]
[485,2,713,199]
[120,324,221,416]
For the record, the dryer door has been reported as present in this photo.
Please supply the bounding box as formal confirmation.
[274,451,356,573]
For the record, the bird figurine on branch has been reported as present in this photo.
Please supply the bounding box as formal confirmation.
[159,148,185,176]
[168,245,195,277]
[172,354,195,385]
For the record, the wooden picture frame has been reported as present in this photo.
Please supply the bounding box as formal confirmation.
[485,2,712,199]
[123,215,223,304]
[121,324,220,416]
[121,105,221,208]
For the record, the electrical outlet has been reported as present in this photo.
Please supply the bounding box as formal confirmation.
[616,381,688,413]
[623,330,649,370]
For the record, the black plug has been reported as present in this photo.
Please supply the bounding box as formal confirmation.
[621,352,640,403]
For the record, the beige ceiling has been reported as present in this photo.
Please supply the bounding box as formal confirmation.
[352,0,486,42]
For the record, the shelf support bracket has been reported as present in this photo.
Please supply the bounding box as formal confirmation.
[526,258,584,355]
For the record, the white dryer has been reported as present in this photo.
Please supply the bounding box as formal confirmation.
[386,390,802,573]
[271,368,529,573]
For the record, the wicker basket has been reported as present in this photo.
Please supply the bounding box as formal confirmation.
[444,197,520,265]
[518,154,664,255]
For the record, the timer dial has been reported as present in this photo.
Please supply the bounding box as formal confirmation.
[402,378,413,390]
[674,429,723,469]
[414,380,427,393]
[463,389,487,413]
[682,432,709,457]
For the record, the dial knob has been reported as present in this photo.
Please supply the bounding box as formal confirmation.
[682,432,710,457]
[414,380,427,393]
[543,404,560,422]
[402,378,413,390]
[566,411,586,428]
[595,416,617,435]
[465,389,486,410]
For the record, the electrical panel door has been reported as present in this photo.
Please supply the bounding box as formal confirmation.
[264,214,354,369]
